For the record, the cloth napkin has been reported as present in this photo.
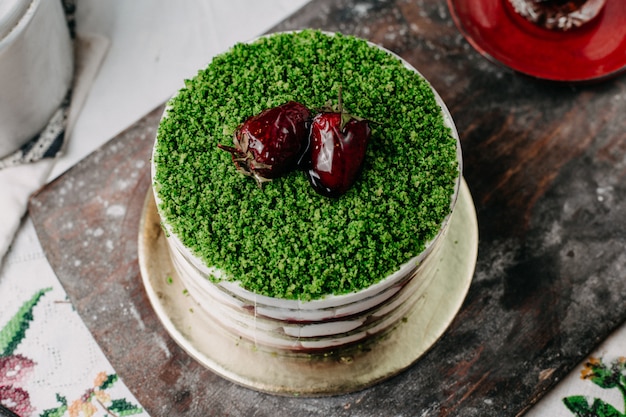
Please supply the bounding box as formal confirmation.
[0,33,110,266]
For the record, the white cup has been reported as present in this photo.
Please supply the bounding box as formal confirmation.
[0,0,74,158]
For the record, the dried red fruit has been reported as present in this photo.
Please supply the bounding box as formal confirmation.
[303,110,371,198]
[219,101,311,186]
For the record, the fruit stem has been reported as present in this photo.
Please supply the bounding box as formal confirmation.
[217,143,240,155]
[217,143,271,188]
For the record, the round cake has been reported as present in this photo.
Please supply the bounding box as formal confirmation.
[151,30,461,355]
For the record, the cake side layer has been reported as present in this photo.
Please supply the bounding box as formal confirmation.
[152,30,459,301]
[166,202,452,354]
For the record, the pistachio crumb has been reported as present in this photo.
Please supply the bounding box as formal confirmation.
[153,30,458,301]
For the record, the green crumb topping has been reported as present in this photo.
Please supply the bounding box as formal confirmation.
[153,30,458,301]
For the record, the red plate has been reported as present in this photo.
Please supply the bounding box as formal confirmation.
[447,0,626,82]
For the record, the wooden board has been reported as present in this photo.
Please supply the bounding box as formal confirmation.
[29,0,626,415]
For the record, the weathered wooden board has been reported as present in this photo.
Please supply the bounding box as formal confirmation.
[29,0,626,416]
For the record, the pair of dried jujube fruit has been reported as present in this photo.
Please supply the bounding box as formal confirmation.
[218,98,371,198]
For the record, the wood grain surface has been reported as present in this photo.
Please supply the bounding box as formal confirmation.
[29,0,626,416]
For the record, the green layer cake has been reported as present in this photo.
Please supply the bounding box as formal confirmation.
[151,30,461,353]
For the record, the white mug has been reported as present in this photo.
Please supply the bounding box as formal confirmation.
[0,0,74,158]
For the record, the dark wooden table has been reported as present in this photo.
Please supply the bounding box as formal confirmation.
[29,0,626,416]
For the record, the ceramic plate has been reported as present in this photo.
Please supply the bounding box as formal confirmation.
[447,0,626,82]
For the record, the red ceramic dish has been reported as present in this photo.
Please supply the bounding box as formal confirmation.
[447,0,626,82]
